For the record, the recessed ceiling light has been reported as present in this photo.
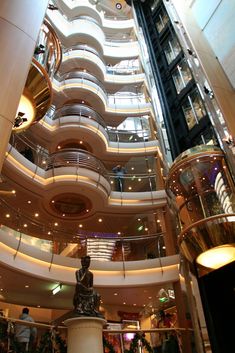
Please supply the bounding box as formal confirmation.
[23,224,27,228]
[79,224,83,228]
[37,305,41,308]
[114,293,118,296]
[117,232,121,235]
[12,190,16,194]
[54,222,58,226]
[52,200,55,203]
[5,214,10,218]
[48,231,51,235]
[133,303,136,306]
[34,213,39,217]
[123,302,126,305]
[62,214,65,217]
[98,218,102,222]
[116,2,122,10]
[25,285,29,288]
[27,200,31,204]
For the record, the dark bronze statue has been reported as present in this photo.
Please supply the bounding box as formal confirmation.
[73,256,102,317]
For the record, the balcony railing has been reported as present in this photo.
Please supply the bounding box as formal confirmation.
[9,136,160,191]
[0,222,166,263]
[0,316,194,353]
[46,104,154,142]
[46,148,108,178]
[55,70,107,94]
[63,44,141,75]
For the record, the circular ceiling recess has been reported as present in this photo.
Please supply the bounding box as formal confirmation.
[51,193,91,217]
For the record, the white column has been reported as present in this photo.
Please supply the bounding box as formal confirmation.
[0,0,48,172]
[64,317,106,353]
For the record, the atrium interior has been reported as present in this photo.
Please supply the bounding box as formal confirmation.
[0,1,235,353]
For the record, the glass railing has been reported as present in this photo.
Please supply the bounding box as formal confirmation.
[51,103,106,127]
[33,19,62,76]
[9,134,48,169]
[0,222,166,262]
[63,44,102,59]
[107,128,153,142]
[9,136,160,191]
[105,34,136,43]
[55,70,107,94]
[109,173,158,192]
[63,44,142,75]
[46,104,154,142]
[108,93,148,105]
[0,316,195,353]
[54,71,148,104]
[46,148,108,178]
[106,65,141,75]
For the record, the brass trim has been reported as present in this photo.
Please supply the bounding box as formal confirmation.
[44,19,62,73]
[178,213,235,264]
[13,58,52,133]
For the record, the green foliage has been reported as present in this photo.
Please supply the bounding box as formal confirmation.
[36,330,67,353]
[127,333,153,353]
[103,336,115,353]
[103,333,153,353]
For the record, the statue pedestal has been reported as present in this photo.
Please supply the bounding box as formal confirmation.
[64,317,106,353]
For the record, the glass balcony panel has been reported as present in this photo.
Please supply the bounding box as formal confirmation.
[182,100,197,130]
[155,11,169,33]
[182,89,206,130]
[109,174,157,192]
[172,60,193,94]
[163,37,181,65]
[34,20,61,76]
[107,129,151,142]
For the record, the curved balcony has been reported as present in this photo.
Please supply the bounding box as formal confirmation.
[33,19,62,77]
[56,70,107,94]
[0,225,179,288]
[166,145,235,269]
[48,104,155,143]
[52,103,105,125]
[61,45,142,82]
[52,74,151,116]
[7,136,164,201]
[48,0,133,29]
[0,217,166,262]
[46,148,108,177]
[47,9,139,58]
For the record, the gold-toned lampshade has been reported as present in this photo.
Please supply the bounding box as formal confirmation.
[196,244,235,269]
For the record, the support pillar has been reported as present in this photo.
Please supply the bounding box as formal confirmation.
[0,0,48,172]
[64,317,106,353]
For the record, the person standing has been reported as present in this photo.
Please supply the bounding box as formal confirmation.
[15,308,37,353]
[112,164,127,192]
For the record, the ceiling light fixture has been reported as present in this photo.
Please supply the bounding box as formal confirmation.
[52,284,62,295]
[116,3,122,10]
